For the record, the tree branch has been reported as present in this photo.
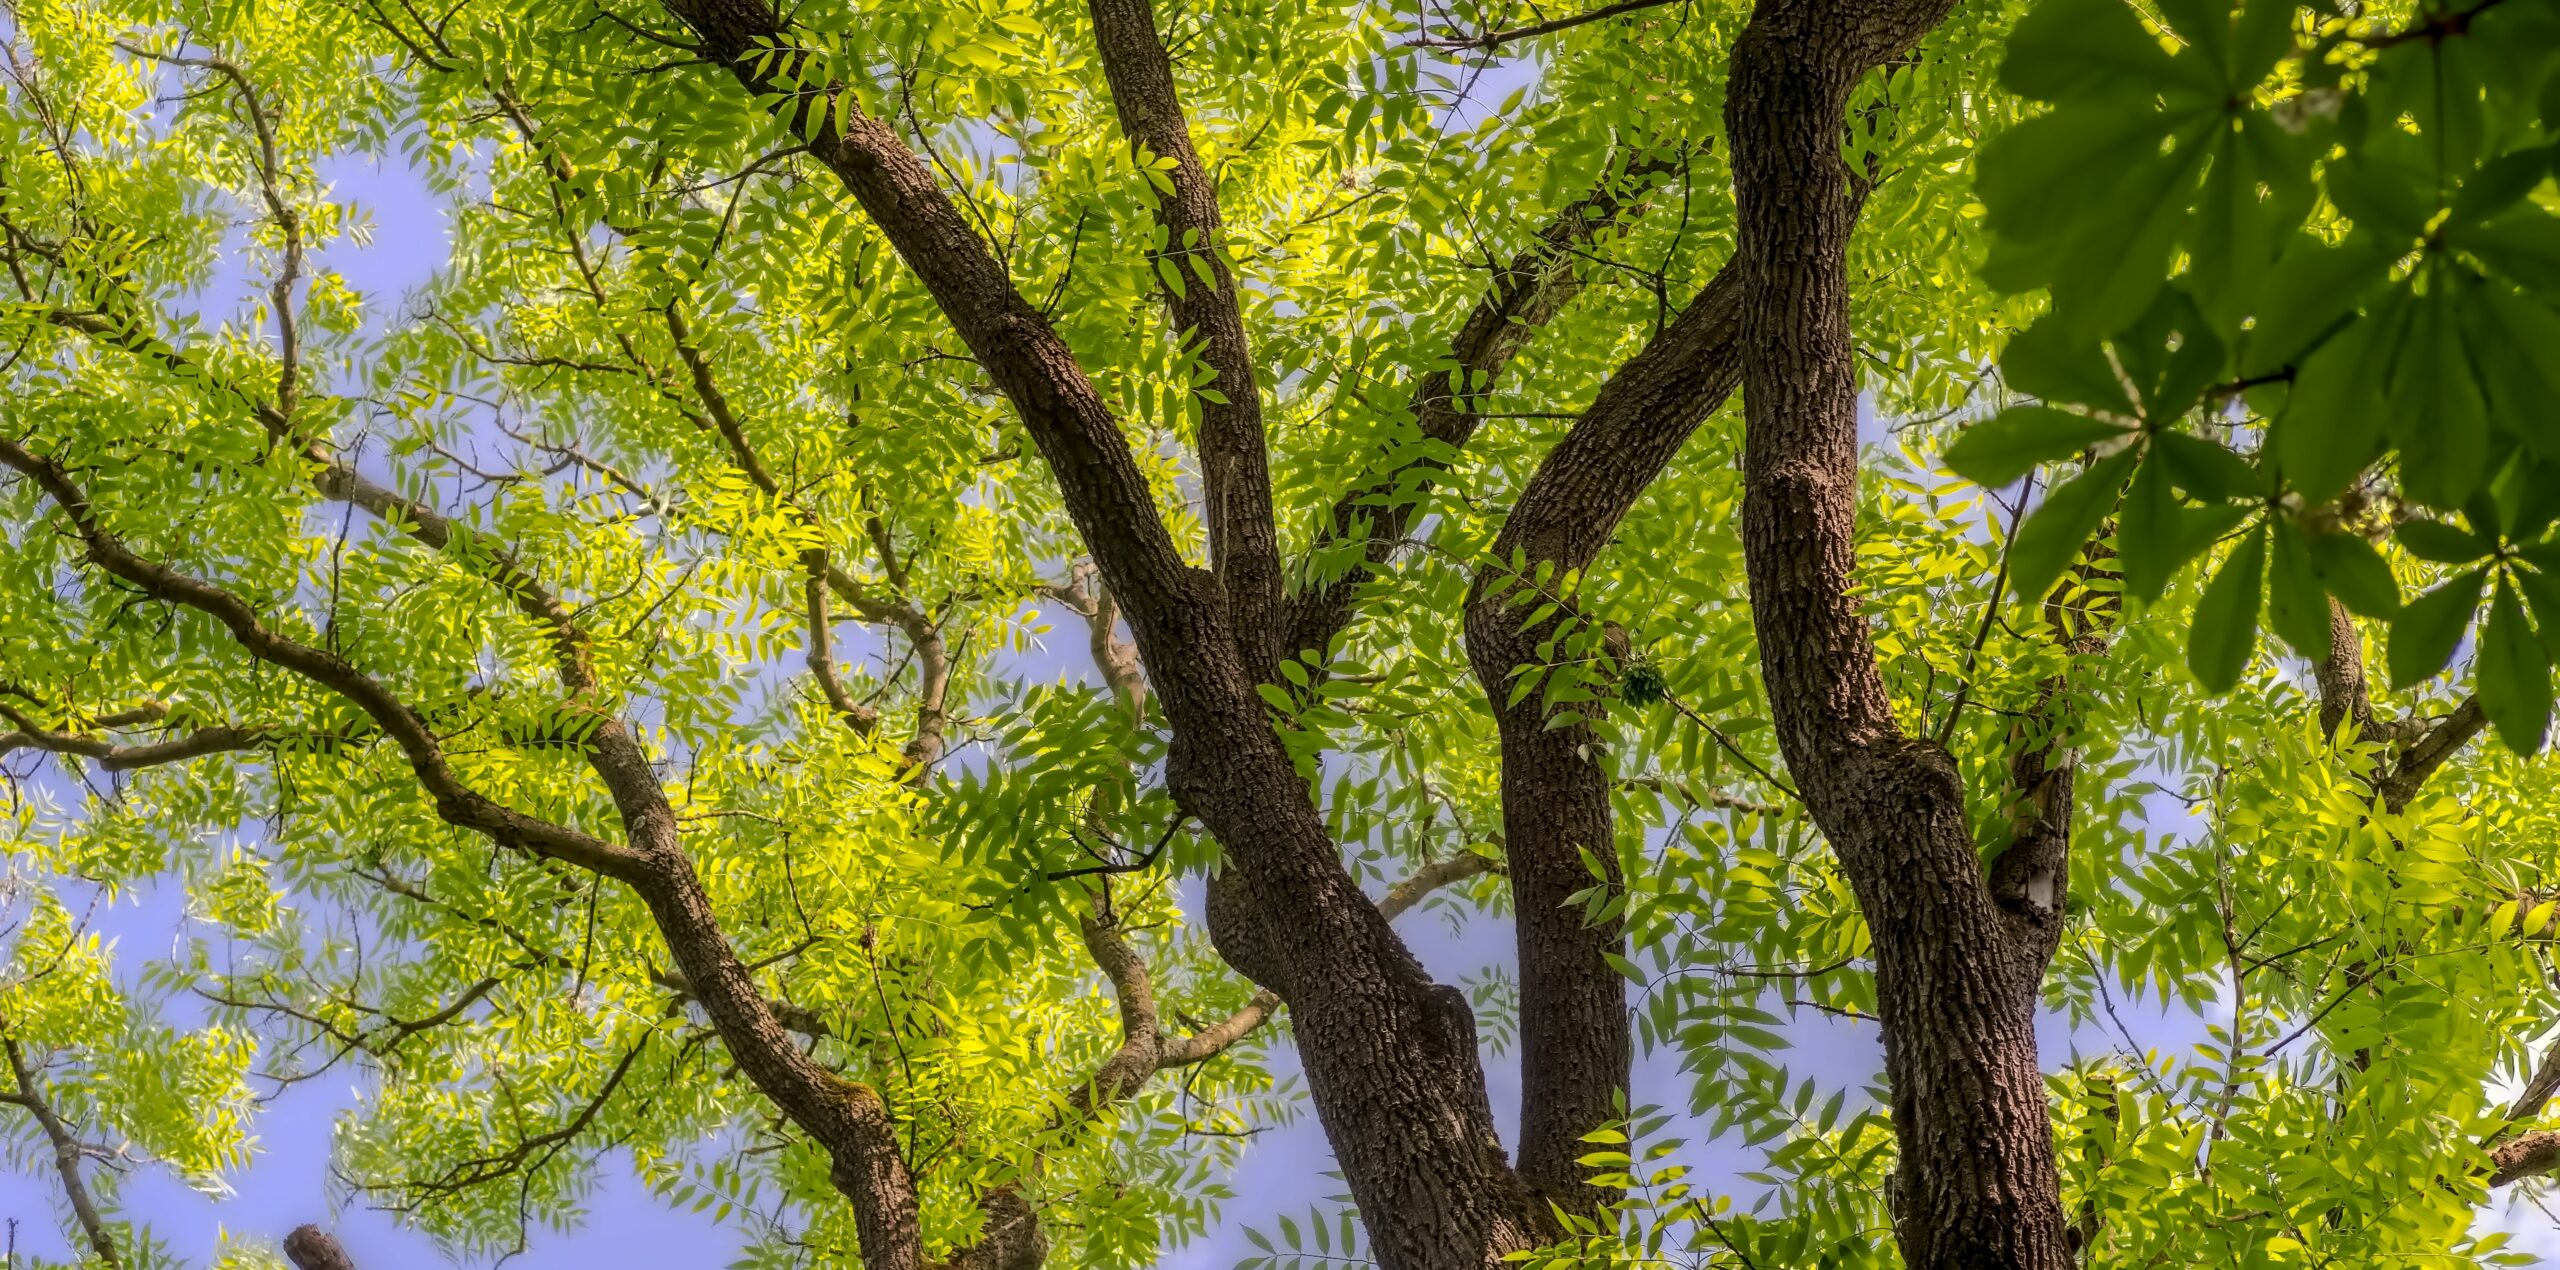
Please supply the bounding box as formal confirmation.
[0,436,645,877]
[283,1225,360,1270]
[1405,0,1687,51]
[2,1036,120,1267]
[0,436,926,1269]
[1085,0,1282,669]
[1281,152,1682,666]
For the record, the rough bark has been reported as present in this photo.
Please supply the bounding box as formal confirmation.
[283,1225,360,1270]
[1282,155,1679,668]
[1722,0,2070,1265]
[2316,598,2374,741]
[1459,262,1744,1210]
[652,8,1546,1263]
[1084,0,1282,671]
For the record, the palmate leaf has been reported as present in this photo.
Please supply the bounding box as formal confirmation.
[2481,576,2554,754]
[2307,531,2401,618]
[2007,448,2141,603]
[2267,519,2331,658]
[2188,521,2266,691]
[1942,405,2131,488]
[2390,567,2488,691]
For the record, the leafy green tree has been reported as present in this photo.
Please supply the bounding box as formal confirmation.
[4,0,2560,1268]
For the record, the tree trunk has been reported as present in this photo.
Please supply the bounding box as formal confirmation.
[1722,1,2072,1266]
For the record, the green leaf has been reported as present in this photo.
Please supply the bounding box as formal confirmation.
[1944,406,2131,488]
[2000,311,2136,414]
[2190,522,2267,690]
[2116,286,2228,422]
[2511,560,2560,662]
[2269,520,2332,657]
[2002,0,2218,102]
[2154,432,2258,500]
[2118,450,2180,603]
[2448,147,2553,227]
[2448,204,2560,291]
[2395,518,2494,565]
[2241,233,2398,378]
[2481,576,2552,753]
[2388,567,2487,690]
[2275,297,2400,505]
[2389,281,2489,510]
[2008,449,2141,604]
[2308,531,2402,617]
[2326,155,2439,243]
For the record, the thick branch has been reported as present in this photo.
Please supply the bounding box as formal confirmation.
[2493,1130,2560,1187]
[657,10,1541,1262]
[283,1225,359,1270]
[1282,154,1680,666]
[2379,698,2486,814]
[2317,598,2374,741]
[1723,0,2060,1266]
[1085,0,1281,669]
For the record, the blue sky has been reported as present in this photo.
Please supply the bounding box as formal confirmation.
[9,61,2560,1270]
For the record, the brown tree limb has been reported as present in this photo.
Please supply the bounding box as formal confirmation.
[1722,0,2060,1266]
[0,701,276,771]
[1,1036,120,1267]
[2317,598,2374,742]
[656,8,1546,1265]
[1459,259,1745,1213]
[1084,0,1282,670]
[943,849,1500,1268]
[0,437,927,1270]
[2492,1130,2560,1186]
[1280,153,1682,668]
[283,1225,359,1270]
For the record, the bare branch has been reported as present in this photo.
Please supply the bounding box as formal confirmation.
[1405,0,1687,51]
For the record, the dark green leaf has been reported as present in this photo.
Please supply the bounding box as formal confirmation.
[2118,451,2180,603]
[2269,520,2332,657]
[1944,406,2132,488]
[2389,282,2489,510]
[2388,567,2487,689]
[2001,0,2208,102]
[2396,518,2495,565]
[2325,155,2439,242]
[2480,576,2552,753]
[2449,147,2555,227]
[2189,523,2267,691]
[2001,311,2136,414]
[2309,531,2402,617]
[2241,233,2398,378]
[2275,296,2400,504]
[2154,432,2259,500]
[2009,449,2142,603]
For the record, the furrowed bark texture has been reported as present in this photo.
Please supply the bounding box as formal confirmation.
[1084,0,1282,671]
[282,1226,360,1270]
[1282,156,1678,667]
[657,4,1542,1263]
[1723,0,2070,1266]
[1461,262,1743,1209]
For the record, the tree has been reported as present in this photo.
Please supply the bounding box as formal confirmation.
[5,0,2560,1268]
